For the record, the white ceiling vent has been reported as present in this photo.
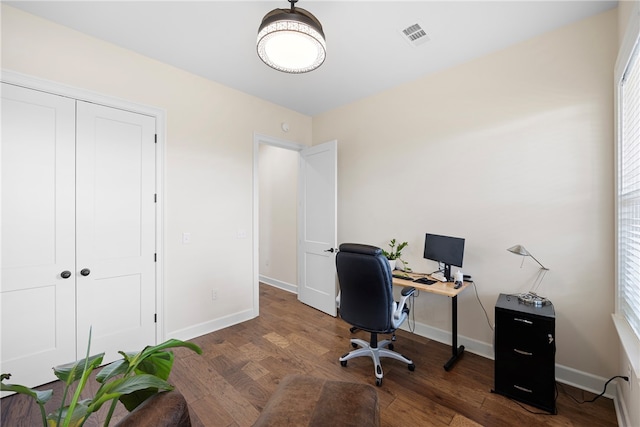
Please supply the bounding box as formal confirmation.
[400,23,430,47]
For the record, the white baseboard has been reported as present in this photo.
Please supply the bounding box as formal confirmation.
[399,319,494,360]
[614,381,631,427]
[259,275,298,294]
[555,364,619,398]
[166,309,256,342]
[400,319,625,401]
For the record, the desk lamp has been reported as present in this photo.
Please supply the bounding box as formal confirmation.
[507,245,550,307]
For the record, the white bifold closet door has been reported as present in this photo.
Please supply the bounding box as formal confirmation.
[1,83,157,388]
[75,100,156,364]
[1,83,77,389]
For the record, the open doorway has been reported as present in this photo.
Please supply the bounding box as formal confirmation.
[252,134,338,318]
[258,142,300,292]
[252,134,306,317]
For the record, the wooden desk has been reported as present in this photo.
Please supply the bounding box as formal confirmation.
[392,273,470,371]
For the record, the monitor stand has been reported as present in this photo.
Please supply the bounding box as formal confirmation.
[443,263,452,281]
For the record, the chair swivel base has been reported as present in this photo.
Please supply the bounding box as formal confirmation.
[339,338,415,386]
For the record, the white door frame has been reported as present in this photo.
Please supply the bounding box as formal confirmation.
[1,70,167,342]
[252,133,306,316]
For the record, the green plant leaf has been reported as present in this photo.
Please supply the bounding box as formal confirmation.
[118,388,158,412]
[124,339,200,377]
[139,339,202,360]
[53,353,104,385]
[95,359,129,384]
[2,374,52,426]
[0,381,53,405]
[89,375,173,413]
[47,399,91,427]
[136,351,174,380]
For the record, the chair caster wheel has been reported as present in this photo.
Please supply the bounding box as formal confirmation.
[349,327,358,333]
[387,343,394,351]
[375,378,382,387]
[408,364,415,371]
[341,360,348,367]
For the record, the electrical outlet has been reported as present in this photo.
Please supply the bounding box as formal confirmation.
[211,289,218,301]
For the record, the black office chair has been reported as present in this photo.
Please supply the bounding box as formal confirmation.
[336,243,416,386]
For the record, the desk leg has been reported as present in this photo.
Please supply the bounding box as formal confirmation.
[444,295,465,371]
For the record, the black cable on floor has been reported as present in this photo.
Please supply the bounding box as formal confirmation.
[559,375,629,404]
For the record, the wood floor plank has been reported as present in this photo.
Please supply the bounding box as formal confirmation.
[1,283,619,426]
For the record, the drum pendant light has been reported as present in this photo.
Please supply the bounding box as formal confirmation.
[257,0,326,73]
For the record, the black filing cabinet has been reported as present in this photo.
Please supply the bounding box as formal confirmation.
[494,293,556,414]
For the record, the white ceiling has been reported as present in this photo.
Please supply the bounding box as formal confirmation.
[7,1,617,116]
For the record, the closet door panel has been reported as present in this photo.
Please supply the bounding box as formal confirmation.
[0,83,76,388]
[75,101,156,360]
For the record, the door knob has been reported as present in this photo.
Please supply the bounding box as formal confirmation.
[61,270,72,279]
[324,248,336,253]
[80,268,91,276]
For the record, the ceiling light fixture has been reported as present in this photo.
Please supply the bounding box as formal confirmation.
[257,0,326,74]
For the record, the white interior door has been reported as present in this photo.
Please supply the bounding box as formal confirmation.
[298,140,338,316]
[75,102,157,361]
[1,83,77,388]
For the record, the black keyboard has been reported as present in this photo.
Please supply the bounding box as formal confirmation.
[413,277,436,285]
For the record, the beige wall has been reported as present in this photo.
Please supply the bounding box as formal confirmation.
[258,144,298,287]
[314,9,618,379]
[1,5,312,338]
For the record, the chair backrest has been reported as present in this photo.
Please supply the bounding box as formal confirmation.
[336,243,395,333]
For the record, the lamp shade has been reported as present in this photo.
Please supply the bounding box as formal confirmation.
[507,244,548,270]
[257,2,326,73]
[507,245,530,256]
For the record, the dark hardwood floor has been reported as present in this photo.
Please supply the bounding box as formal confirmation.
[2,283,618,426]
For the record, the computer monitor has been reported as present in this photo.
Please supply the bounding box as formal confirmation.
[423,233,465,281]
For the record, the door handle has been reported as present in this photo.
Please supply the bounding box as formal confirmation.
[61,270,72,279]
[80,268,91,276]
[324,248,337,253]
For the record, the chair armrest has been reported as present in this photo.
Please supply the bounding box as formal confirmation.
[401,286,415,297]
[393,287,415,319]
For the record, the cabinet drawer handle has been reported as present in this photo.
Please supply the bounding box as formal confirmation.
[513,348,533,356]
[514,317,533,325]
[514,385,533,393]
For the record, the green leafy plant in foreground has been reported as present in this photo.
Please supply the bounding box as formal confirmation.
[1,329,202,427]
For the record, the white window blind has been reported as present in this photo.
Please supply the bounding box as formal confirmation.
[619,40,640,340]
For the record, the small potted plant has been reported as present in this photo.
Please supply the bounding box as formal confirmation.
[381,239,411,271]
